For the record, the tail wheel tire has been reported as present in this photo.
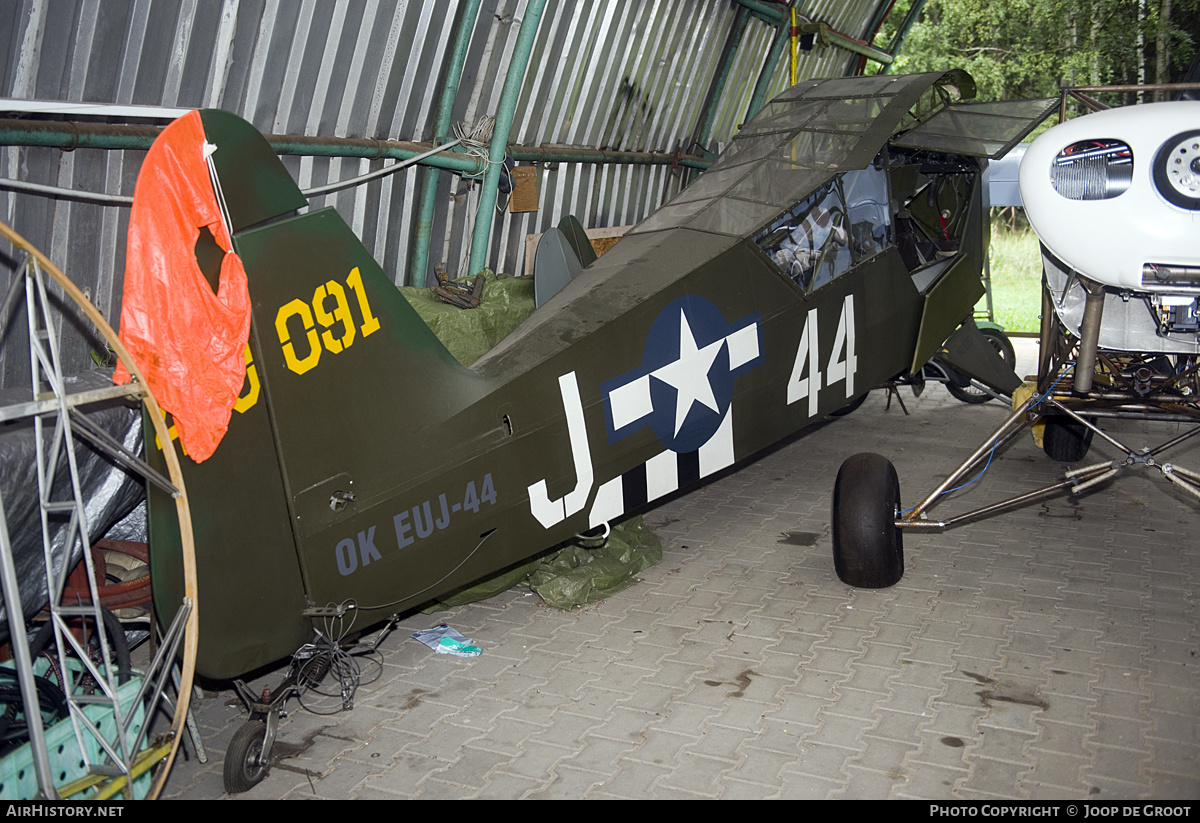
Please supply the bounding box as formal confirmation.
[832,453,904,588]
[1043,416,1095,463]
[224,720,269,794]
[946,328,1016,404]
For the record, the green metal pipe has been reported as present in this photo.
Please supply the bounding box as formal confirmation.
[821,26,893,65]
[849,1,893,76]
[466,0,549,279]
[797,22,893,65]
[695,5,752,150]
[0,119,707,168]
[411,0,483,287]
[0,120,487,174]
[0,121,162,151]
[861,0,894,39]
[0,119,709,178]
[735,0,785,24]
[736,0,893,66]
[745,2,796,122]
[883,0,927,74]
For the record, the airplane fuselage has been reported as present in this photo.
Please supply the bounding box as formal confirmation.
[142,72,1047,679]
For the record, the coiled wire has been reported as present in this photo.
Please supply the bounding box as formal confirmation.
[290,602,387,716]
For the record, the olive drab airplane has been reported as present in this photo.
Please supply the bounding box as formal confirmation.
[134,71,1055,785]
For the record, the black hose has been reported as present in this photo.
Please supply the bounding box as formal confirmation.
[0,669,69,746]
[99,607,131,686]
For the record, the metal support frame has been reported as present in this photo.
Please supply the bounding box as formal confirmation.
[0,494,55,794]
[737,0,895,67]
[745,7,794,122]
[411,0,485,289]
[0,234,195,799]
[0,118,712,174]
[897,300,1200,534]
[1058,82,1200,118]
[693,5,753,154]
[466,0,551,279]
[26,254,134,790]
[897,390,1200,532]
[881,0,928,75]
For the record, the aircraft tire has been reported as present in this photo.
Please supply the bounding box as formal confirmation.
[224,720,269,794]
[1042,416,1094,463]
[832,453,904,588]
[946,328,1016,404]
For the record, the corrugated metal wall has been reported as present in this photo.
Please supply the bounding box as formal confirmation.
[0,0,900,386]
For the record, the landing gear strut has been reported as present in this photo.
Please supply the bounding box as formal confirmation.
[221,616,398,794]
[831,283,1200,588]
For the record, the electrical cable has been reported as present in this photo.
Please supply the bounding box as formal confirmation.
[355,529,497,612]
[287,601,387,717]
[301,137,464,198]
[452,115,511,213]
[899,362,1079,515]
[0,177,132,205]
[451,115,496,179]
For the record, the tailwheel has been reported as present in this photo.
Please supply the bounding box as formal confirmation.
[224,720,269,794]
[832,453,904,588]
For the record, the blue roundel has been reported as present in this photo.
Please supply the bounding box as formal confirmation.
[601,295,763,455]
[644,296,739,453]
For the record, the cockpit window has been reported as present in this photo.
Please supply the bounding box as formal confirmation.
[755,179,851,292]
[843,165,892,263]
[754,162,892,292]
[628,71,986,241]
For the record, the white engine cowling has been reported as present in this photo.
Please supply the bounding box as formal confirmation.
[1020,101,1200,292]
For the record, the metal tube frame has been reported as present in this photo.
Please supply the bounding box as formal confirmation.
[898,382,1200,534]
[735,0,894,66]
[694,5,753,153]
[0,250,193,799]
[412,0,484,288]
[467,0,551,279]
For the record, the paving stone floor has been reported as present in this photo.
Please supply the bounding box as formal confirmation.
[161,341,1199,800]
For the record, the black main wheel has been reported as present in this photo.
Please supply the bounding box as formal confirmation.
[946,328,1016,404]
[1042,416,1095,463]
[832,453,904,588]
[224,720,269,794]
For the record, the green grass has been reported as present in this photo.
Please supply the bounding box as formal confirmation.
[981,217,1043,334]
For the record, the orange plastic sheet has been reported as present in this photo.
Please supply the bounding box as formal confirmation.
[114,110,250,463]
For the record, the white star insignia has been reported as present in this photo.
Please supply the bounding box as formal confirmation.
[652,309,726,436]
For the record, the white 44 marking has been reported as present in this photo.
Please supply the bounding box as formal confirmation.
[787,294,857,417]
